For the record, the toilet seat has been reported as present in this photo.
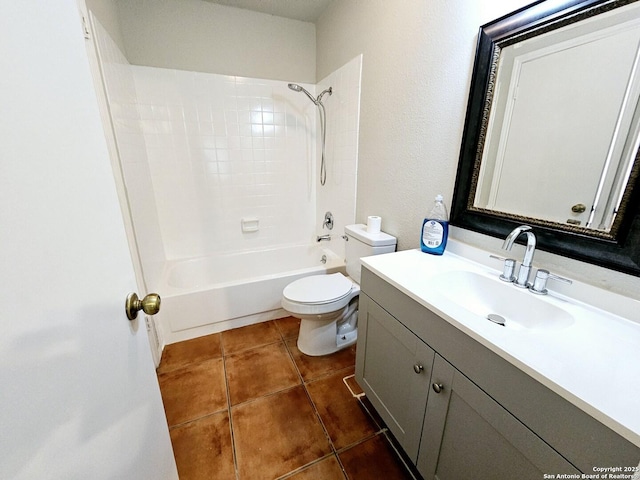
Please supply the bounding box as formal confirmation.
[282,272,359,315]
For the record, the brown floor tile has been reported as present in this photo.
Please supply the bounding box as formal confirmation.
[169,411,235,480]
[275,316,301,339]
[226,341,301,405]
[339,434,413,480]
[306,369,378,450]
[221,320,281,354]
[232,386,332,480]
[158,358,227,426]
[287,338,356,382]
[157,333,222,374]
[284,455,347,479]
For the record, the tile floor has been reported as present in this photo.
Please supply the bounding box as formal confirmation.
[157,317,416,480]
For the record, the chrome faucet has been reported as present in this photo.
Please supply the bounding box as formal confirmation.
[316,234,331,242]
[502,225,536,288]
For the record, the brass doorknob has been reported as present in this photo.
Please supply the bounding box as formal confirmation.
[125,292,161,321]
[571,203,587,213]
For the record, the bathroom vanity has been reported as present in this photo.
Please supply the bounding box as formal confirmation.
[355,246,640,479]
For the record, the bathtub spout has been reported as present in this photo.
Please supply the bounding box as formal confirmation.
[317,234,331,242]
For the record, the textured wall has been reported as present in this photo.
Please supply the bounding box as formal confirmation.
[316,0,640,297]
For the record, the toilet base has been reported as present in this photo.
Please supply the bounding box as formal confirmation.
[297,322,357,356]
[296,304,358,356]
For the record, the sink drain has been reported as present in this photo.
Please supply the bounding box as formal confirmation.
[487,314,506,326]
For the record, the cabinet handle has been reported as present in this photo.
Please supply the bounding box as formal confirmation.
[432,383,443,394]
[413,364,424,374]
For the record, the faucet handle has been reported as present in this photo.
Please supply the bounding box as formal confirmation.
[529,269,572,295]
[489,255,516,282]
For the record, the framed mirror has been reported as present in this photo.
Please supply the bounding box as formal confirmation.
[451,0,640,276]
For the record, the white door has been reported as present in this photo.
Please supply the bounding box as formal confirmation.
[0,2,177,479]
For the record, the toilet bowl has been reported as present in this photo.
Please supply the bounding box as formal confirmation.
[282,272,360,356]
[281,224,397,356]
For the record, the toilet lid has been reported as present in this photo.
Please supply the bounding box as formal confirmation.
[283,272,353,304]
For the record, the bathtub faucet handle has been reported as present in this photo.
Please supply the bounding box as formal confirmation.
[323,211,334,230]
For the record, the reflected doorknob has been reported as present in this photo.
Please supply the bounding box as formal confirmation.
[571,203,587,213]
[125,292,161,320]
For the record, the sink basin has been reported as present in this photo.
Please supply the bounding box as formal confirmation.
[431,270,575,331]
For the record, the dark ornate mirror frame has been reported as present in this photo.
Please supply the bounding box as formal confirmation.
[451,0,640,277]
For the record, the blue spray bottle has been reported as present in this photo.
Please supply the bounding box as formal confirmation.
[420,195,449,255]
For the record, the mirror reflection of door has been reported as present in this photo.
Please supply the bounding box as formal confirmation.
[475,11,640,231]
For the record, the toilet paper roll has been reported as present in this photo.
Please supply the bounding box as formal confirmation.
[367,216,382,234]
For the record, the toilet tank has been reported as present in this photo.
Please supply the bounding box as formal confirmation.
[344,224,397,284]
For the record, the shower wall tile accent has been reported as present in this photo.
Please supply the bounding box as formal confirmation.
[132,68,319,260]
[316,55,362,259]
[92,17,166,290]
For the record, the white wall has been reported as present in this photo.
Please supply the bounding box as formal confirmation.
[116,0,316,82]
[316,0,640,298]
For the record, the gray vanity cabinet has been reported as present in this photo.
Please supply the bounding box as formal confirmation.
[355,293,434,461]
[356,266,640,477]
[417,354,578,479]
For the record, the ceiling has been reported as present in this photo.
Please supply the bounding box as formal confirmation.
[202,0,333,23]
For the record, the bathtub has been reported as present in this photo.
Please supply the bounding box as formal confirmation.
[157,244,345,343]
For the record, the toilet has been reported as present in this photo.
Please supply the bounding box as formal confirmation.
[281,224,397,356]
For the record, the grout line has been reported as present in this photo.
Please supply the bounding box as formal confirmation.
[275,453,338,480]
[221,352,240,480]
[166,407,229,430]
[333,430,384,455]
[222,338,283,357]
[286,341,337,455]
[283,336,306,384]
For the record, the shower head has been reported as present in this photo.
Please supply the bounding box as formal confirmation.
[317,87,332,104]
[288,83,319,105]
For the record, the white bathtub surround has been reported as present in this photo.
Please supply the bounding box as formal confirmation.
[159,245,344,344]
[92,18,166,291]
[90,19,362,345]
[132,69,318,260]
[316,55,362,260]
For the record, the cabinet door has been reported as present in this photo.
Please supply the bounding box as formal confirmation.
[418,355,580,479]
[355,294,435,461]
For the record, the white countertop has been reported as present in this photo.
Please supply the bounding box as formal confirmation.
[360,244,640,448]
